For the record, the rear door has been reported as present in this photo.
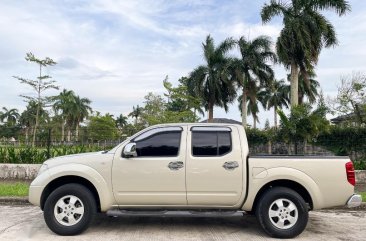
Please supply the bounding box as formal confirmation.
[186,126,243,206]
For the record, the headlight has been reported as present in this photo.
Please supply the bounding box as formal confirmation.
[37,163,48,176]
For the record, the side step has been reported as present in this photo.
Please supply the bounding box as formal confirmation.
[106,209,244,218]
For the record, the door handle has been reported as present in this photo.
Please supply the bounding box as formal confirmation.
[222,161,239,170]
[168,161,184,170]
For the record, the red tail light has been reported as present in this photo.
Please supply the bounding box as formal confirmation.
[345,161,356,186]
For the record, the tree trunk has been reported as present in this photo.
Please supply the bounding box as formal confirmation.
[75,123,79,142]
[290,62,299,107]
[32,63,42,147]
[33,94,40,146]
[253,115,257,129]
[208,101,214,123]
[298,91,304,105]
[61,119,65,143]
[25,127,29,145]
[67,128,71,142]
[274,105,278,128]
[241,87,247,127]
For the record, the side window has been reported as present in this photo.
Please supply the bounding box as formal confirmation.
[192,130,232,156]
[133,128,182,157]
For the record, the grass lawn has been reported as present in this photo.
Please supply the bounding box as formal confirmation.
[361,192,366,202]
[0,182,29,196]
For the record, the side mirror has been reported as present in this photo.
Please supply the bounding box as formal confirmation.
[123,142,137,158]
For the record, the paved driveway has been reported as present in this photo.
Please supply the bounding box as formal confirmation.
[0,205,365,241]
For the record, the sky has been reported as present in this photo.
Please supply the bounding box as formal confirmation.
[1,0,366,128]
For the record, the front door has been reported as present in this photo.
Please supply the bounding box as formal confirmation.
[112,126,187,206]
[186,126,244,206]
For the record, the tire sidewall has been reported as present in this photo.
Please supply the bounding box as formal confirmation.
[256,187,309,239]
[44,183,96,236]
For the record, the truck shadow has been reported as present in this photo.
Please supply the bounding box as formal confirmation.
[89,213,266,238]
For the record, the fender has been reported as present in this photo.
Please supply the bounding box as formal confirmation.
[242,167,324,211]
[39,163,115,212]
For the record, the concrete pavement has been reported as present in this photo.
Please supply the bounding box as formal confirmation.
[0,205,365,241]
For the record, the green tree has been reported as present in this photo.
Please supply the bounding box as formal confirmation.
[187,35,236,122]
[262,79,289,128]
[0,107,21,139]
[328,72,366,125]
[277,103,330,154]
[13,52,58,146]
[73,96,92,140]
[19,101,47,143]
[298,70,320,105]
[164,76,203,121]
[231,35,276,127]
[141,92,166,126]
[53,89,92,141]
[128,105,143,125]
[261,0,350,107]
[52,89,75,142]
[238,80,267,129]
[87,115,119,141]
[0,107,20,126]
[115,114,128,129]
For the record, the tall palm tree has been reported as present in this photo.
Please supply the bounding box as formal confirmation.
[187,35,236,122]
[261,0,350,107]
[262,79,290,128]
[73,96,92,140]
[116,114,128,129]
[231,35,276,127]
[129,105,143,125]
[53,89,75,142]
[0,107,20,126]
[298,70,320,105]
[238,80,267,129]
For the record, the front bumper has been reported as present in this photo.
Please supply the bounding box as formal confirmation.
[346,194,362,208]
[28,185,44,207]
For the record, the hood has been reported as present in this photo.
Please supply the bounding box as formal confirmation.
[44,151,114,168]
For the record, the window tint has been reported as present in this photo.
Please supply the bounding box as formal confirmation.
[192,131,232,156]
[218,132,231,155]
[192,132,217,156]
[135,131,181,157]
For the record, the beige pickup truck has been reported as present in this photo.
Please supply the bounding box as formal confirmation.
[29,123,361,238]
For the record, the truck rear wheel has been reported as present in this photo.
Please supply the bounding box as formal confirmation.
[44,183,96,235]
[255,187,308,239]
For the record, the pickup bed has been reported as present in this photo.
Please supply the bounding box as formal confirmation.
[29,123,362,238]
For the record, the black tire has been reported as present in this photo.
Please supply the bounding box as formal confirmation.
[255,187,308,239]
[44,183,96,235]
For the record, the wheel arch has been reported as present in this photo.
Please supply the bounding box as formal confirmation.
[40,175,101,212]
[252,179,314,212]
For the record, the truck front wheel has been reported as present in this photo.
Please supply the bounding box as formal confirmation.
[44,183,96,235]
[256,187,308,239]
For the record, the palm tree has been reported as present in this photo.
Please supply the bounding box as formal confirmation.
[238,80,267,129]
[187,35,236,122]
[231,35,276,127]
[129,105,143,125]
[261,0,350,107]
[116,114,128,129]
[53,89,75,142]
[262,79,290,128]
[0,107,20,126]
[19,101,47,144]
[73,96,92,140]
[298,71,320,105]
